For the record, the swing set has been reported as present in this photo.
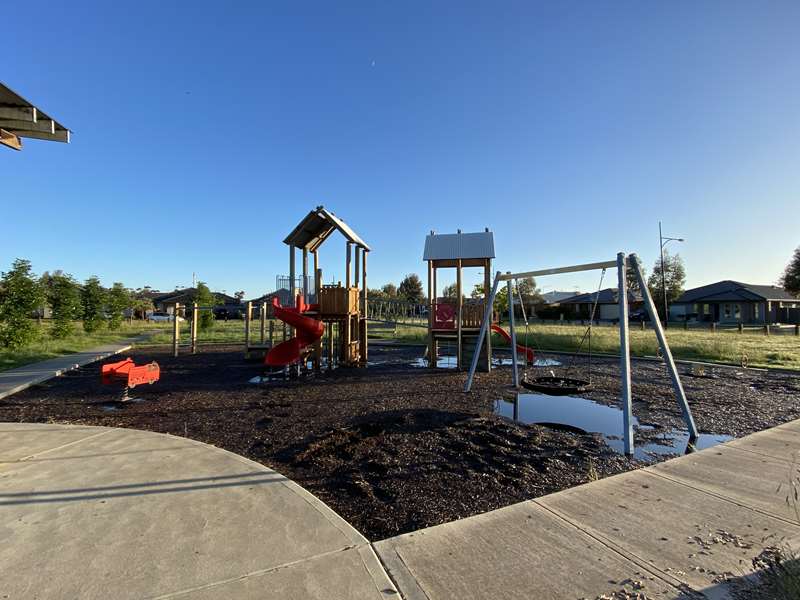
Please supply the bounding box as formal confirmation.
[464,252,698,455]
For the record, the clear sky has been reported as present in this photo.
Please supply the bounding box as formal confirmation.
[3,1,799,298]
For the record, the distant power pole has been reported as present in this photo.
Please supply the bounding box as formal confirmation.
[192,272,197,287]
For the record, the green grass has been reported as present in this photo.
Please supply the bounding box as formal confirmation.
[0,321,165,372]
[368,321,800,370]
[144,319,285,346]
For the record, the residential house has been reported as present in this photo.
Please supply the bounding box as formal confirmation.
[670,281,799,324]
[151,288,241,318]
[558,288,643,322]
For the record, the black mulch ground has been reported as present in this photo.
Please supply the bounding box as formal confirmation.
[2,344,799,541]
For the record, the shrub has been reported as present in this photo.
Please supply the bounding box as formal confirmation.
[49,273,81,339]
[0,259,44,348]
[81,276,106,333]
[194,282,215,330]
[106,283,130,330]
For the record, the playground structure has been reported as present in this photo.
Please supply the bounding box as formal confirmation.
[269,206,370,370]
[424,229,496,371]
[463,252,699,456]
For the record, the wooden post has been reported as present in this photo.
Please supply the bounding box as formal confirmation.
[302,247,309,301]
[354,246,360,288]
[427,259,434,367]
[484,258,492,371]
[269,320,274,346]
[314,258,322,371]
[289,245,296,302]
[245,301,252,349]
[456,258,463,370]
[361,249,368,364]
[738,322,743,334]
[260,303,266,343]
[344,243,352,364]
[172,302,181,357]
[345,242,352,289]
[190,302,198,354]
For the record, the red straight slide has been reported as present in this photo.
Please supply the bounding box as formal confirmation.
[490,324,535,363]
[265,295,325,367]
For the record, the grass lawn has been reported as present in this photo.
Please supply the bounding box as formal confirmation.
[368,321,800,370]
[0,321,165,372]
[144,319,279,346]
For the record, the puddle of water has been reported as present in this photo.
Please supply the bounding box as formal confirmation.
[414,355,563,369]
[494,393,731,460]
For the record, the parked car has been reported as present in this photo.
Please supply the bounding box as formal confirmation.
[609,309,650,324]
[148,312,184,322]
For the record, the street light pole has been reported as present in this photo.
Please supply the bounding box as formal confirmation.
[658,221,684,330]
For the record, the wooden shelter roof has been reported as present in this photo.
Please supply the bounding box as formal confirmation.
[0,82,70,150]
[283,206,370,251]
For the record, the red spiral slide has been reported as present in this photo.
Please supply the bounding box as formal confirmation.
[265,296,325,367]
[490,324,535,363]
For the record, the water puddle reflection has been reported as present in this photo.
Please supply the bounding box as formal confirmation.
[494,393,731,460]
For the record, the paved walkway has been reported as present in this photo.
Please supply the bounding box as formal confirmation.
[0,335,156,400]
[0,423,396,599]
[375,419,800,599]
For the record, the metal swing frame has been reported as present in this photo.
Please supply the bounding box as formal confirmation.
[463,252,698,455]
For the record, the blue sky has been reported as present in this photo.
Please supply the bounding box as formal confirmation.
[3,1,798,298]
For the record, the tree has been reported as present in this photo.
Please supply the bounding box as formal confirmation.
[516,276,542,305]
[381,283,398,298]
[106,283,130,330]
[780,246,800,297]
[234,290,246,302]
[49,273,82,338]
[626,261,646,292]
[132,297,154,320]
[0,259,44,348]
[442,283,459,298]
[647,251,686,320]
[194,281,215,330]
[81,276,107,332]
[398,274,424,304]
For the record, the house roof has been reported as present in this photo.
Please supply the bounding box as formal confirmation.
[155,288,239,305]
[674,281,798,304]
[559,287,642,305]
[423,230,495,261]
[540,290,580,305]
[283,206,370,251]
[0,82,70,150]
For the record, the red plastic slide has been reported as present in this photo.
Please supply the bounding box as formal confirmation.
[490,324,535,363]
[265,295,325,367]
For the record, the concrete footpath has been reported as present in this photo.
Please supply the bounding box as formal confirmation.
[0,334,160,401]
[375,419,800,599]
[0,424,396,599]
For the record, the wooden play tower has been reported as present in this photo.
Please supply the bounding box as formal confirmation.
[283,206,370,368]
[424,229,495,370]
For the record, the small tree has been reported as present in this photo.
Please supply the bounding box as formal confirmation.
[442,283,459,298]
[194,282,215,330]
[626,261,646,292]
[647,251,686,320]
[106,282,130,330]
[81,276,107,333]
[398,274,424,304]
[0,259,44,348]
[516,276,542,305]
[49,273,82,338]
[381,283,398,298]
[780,246,800,297]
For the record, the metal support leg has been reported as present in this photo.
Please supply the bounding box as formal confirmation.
[464,272,502,392]
[507,277,519,388]
[617,253,633,455]
[630,253,698,438]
